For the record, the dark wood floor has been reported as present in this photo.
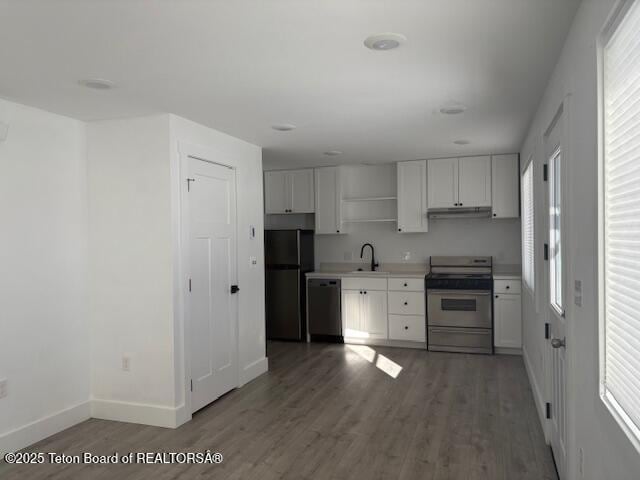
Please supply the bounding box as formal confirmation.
[1,342,556,479]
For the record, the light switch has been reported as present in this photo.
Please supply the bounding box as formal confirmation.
[402,252,411,261]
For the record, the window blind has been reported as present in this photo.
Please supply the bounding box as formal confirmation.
[522,162,535,292]
[603,0,640,439]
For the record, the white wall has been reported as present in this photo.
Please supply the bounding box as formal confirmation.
[315,218,521,268]
[87,115,177,426]
[87,114,266,428]
[520,0,640,478]
[0,99,90,454]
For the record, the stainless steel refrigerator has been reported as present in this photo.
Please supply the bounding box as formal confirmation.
[265,229,314,341]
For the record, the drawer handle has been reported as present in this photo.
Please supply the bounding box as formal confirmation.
[506,285,510,289]
[403,283,408,287]
[404,326,409,330]
[404,301,408,306]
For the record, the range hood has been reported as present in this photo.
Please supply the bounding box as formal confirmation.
[428,206,491,219]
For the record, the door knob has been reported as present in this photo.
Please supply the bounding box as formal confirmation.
[551,337,566,349]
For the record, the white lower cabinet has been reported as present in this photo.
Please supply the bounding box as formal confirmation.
[389,315,426,342]
[341,276,426,345]
[342,281,388,340]
[494,291,522,349]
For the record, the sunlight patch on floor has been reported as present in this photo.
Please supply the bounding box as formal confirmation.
[346,344,403,378]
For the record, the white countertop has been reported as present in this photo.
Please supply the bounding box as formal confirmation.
[306,270,427,279]
[493,264,522,280]
[306,262,521,280]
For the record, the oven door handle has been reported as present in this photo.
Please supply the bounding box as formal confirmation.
[427,290,491,296]
[429,328,491,335]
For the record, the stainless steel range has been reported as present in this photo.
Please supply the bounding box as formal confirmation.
[426,256,493,354]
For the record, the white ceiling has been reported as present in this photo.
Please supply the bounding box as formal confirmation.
[0,0,580,169]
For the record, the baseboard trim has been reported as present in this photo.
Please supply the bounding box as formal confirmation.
[90,398,182,428]
[0,401,90,456]
[495,347,523,355]
[344,338,427,350]
[239,357,268,387]
[523,346,549,440]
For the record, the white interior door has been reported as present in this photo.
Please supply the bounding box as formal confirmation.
[545,110,567,479]
[188,157,238,413]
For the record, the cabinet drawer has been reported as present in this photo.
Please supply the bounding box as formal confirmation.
[389,315,426,342]
[388,278,424,292]
[388,291,425,315]
[341,277,387,291]
[494,279,521,294]
[428,327,492,351]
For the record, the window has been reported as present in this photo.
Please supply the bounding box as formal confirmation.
[600,0,640,449]
[522,161,535,292]
[549,148,563,314]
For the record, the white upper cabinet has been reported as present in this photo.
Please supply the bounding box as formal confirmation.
[491,154,520,218]
[264,169,314,214]
[428,158,459,208]
[289,169,315,213]
[397,160,428,233]
[428,156,491,209]
[264,171,288,214]
[314,166,344,234]
[458,156,491,207]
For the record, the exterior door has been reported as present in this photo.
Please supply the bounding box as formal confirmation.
[188,157,238,413]
[545,109,567,479]
[428,158,458,208]
[458,156,492,207]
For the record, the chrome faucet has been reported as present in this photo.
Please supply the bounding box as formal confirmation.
[360,243,379,272]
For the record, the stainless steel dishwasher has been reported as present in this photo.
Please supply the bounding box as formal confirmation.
[307,278,342,343]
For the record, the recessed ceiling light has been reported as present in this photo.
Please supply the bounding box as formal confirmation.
[271,123,296,131]
[364,33,407,51]
[440,104,466,115]
[453,140,470,145]
[78,78,115,90]
[324,150,342,156]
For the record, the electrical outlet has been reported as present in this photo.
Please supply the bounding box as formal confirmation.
[249,256,258,267]
[122,356,131,372]
[0,379,7,399]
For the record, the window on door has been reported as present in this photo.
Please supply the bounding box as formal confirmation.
[549,148,563,315]
[600,0,640,450]
[522,160,535,293]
